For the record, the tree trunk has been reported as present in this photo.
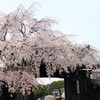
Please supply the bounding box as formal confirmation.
[24,89,29,100]
[17,92,24,100]
[2,85,10,100]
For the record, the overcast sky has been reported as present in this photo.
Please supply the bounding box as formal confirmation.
[0,0,100,84]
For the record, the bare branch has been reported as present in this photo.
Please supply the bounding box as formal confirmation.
[18,23,26,37]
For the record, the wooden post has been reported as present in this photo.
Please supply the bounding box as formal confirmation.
[64,76,67,100]
[64,75,73,100]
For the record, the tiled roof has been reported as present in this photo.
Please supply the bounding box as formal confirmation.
[91,79,100,86]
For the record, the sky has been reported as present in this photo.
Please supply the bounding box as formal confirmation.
[0,0,100,84]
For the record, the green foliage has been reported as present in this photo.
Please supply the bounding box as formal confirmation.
[47,80,64,94]
[34,80,64,99]
[34,84,48,99]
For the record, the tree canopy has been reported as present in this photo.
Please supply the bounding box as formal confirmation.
[0,5,100,94]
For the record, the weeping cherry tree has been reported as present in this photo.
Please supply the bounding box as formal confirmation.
[0,4,100,99]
